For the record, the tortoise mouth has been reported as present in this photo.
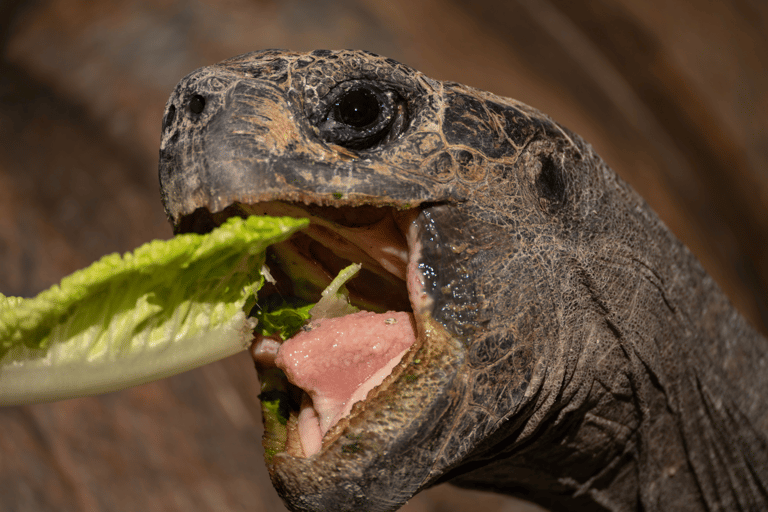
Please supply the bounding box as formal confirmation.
[175,201,426,460]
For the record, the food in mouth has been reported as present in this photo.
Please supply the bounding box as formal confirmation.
[223,201,425,460]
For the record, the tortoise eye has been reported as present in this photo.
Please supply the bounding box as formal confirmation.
[334,88,381,128]
[317,82,408,151]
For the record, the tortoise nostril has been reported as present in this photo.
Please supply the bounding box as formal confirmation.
[163,104,176,131]
[189,94,206,114]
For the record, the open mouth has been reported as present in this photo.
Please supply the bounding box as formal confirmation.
[177,200,428,461]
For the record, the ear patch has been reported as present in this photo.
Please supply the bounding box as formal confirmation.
[536,155,567,209]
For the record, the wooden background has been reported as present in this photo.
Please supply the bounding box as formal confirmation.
[1,1,765,511]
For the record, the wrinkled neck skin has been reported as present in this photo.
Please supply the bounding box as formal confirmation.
[436,153,768,511]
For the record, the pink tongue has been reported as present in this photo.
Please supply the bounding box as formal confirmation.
[274,310,415,457]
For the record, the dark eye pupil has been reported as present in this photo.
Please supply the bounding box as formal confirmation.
[336,88,380,128]
[189,95,206,114]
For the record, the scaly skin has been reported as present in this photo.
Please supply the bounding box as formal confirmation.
[158,49,768,512]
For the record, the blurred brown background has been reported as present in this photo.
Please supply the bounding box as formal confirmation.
[0,1,765,511]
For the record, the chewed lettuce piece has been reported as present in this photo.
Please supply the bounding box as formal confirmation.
[0,215,308,406]
[308,262,361,320]
[253,262,362,341]
[254,298,315,341]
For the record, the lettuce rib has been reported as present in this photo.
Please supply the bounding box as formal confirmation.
[0,215,307,406]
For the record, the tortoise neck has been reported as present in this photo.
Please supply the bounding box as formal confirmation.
[451,237,768,511]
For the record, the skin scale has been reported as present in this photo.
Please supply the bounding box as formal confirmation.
[158,49,768,512]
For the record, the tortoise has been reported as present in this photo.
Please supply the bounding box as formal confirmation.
[158,49,768,512]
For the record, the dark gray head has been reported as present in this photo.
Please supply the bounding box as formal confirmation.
[159,50,768,512]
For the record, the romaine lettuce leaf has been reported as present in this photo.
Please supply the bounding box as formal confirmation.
[0,215,307,406]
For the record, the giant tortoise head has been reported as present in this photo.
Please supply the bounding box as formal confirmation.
[158,49,768,512]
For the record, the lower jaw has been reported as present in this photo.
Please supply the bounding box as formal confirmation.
[294,337,411,457]
[254,309,418,460]
[266,311,467,512]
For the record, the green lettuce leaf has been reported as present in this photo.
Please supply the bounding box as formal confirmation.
[254,298,315,341]
[0,215,308,406]
[252,262,362,341]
